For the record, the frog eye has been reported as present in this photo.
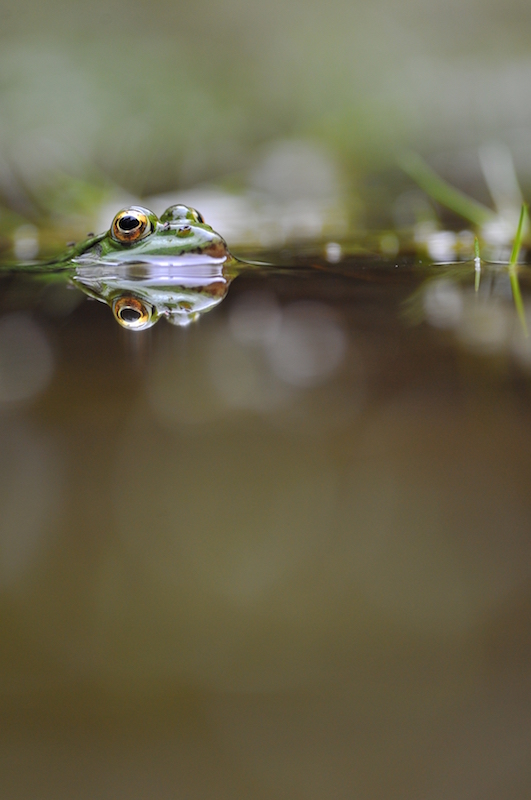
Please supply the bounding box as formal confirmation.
[111,207,153,243]
[160,205,205,224]
[187,208,204,224]
[112,295,154,329]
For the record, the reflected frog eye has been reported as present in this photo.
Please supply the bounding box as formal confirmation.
[111,208,153,243]
[112,295,154,329]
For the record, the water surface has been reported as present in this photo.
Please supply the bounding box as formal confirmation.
[1,254,531,799]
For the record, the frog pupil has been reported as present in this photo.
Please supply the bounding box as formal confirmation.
[119,215,141,231]
[119,306,142,322]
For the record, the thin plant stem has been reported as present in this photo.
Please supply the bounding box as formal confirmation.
[474,236,481,292]
[509,204,527,268]
[508,204,528,337]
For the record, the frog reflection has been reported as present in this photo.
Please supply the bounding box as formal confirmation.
[73,259,234,329]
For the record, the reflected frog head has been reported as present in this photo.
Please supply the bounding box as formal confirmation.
[73,260,233,329]
[68,204,239,328]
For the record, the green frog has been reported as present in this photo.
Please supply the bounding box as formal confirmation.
[7,204,240,329]
[68,204,231,266]
[68,204,239,328]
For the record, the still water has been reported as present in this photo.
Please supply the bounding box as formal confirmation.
[1,253,531,799]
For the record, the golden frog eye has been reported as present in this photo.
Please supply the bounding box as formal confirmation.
[111,207,153,243]
[112,295,153,329]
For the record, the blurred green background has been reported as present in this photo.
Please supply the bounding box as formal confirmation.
[1,0,531,241]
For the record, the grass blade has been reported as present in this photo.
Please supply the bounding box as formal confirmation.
[509,203,528,268]
[399,152,495,227]
[474,237,481,293]
[509,204,528,336]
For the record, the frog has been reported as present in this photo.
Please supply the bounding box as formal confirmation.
[68,204,232,266]
[65,204,239,328]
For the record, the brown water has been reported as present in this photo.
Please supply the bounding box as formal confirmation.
[1,256,531,799]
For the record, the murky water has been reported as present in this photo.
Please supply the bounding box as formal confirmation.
[1,255,531,799]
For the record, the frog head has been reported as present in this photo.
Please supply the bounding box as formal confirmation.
[71,204,231,265]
